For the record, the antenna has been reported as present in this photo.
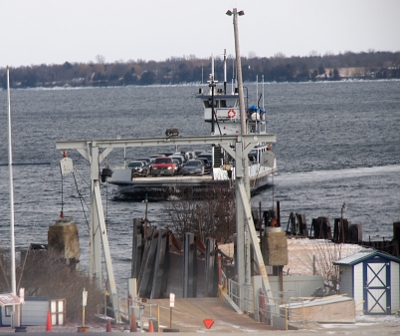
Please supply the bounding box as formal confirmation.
[223,49,227,94]
[201,62,203,84]
[262,75,265,111]
[256,75,259,106]
[211,53,214,80]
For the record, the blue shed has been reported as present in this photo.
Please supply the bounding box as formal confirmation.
[333,249,400,315]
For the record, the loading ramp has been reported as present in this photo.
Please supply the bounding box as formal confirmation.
[146,297,273,333]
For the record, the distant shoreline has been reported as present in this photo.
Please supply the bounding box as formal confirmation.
[2,51,399,89]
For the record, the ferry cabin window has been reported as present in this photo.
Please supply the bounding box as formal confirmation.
[204,99,219,108]
[225,100,236,108]
[204,99,236,108]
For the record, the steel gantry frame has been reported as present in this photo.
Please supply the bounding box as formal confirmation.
[56,133,276,321]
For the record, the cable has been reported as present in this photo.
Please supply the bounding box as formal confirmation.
[72,171,89,231]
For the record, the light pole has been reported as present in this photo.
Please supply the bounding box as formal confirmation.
[226,9,246,136]
[226,9,250,196]
[226,8,251,289]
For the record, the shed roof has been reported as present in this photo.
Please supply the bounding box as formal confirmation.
[0,293,20,306]
[333,249,400,266]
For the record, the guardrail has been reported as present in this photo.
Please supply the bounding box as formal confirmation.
[227,278,254,313]
[227,278,306,330]
[256,290,306,329]
[97,295,160,331]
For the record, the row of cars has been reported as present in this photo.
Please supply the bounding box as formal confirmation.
[127,151,212,177]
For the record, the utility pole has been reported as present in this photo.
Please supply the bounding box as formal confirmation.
[227,8,251,288]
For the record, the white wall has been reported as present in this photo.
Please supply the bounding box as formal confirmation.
[353,263,364,313]
[21,300,48,325]
[253,274,324,298]
[390,261,399,313]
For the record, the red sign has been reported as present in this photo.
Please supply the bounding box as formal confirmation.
[203,319,214,329]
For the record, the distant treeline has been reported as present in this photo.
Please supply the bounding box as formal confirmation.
[1,50,400,89]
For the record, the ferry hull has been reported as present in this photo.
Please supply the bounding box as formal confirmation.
[110,169,275,201]
[111,175,231,201]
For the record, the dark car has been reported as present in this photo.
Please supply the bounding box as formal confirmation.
[197,158,211,174]
[172,159,182,175]
[171,155,184,173]
[196,154,212,174]
[181,160,205,176]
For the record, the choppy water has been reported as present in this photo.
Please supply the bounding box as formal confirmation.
[0,80,399,292]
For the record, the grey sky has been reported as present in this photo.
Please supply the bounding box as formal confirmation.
[2,0,399,67]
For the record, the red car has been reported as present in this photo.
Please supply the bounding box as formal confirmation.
[151,156,176,176]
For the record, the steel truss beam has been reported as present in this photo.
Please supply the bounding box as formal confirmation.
[55,133,276,320]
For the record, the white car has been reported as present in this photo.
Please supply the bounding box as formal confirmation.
[128,160,149,176]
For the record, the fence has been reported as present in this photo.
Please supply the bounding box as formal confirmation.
[97,294,160,331]
[227,278,254,313]
[227,278,306,330]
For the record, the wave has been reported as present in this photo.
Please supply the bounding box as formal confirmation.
[262,78,400,85]
[275,164,400,184]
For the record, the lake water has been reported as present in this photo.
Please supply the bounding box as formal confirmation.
[0,79,399,292]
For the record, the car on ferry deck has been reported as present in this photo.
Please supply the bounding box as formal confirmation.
[171,153,185,170]
[194,150,204,158]
[151,156,176,176]
[128,160,150,177]
[197,158,211,174]
[137,158,151,166]
[196,153,212,173]
[181,160,205,176]
[172,159,182,175]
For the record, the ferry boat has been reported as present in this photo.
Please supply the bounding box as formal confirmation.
[109,56,277,201]
[196,56,277,191]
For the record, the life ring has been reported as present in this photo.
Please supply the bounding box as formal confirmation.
[228,109,236,118]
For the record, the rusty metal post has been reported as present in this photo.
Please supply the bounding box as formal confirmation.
[260,293,265,323]
[277,201,281,227]
[341,202,346,243]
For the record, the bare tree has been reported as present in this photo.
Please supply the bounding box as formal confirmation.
[95,54,106,64]
[0,249,103,323]
[164,187,236,245]
[299,240,361,294]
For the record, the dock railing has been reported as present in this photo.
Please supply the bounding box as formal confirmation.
[228,278,306,330]
[256,290,306,329]
[131,299,160,332]
[97,294,160,331]
[228,278,254,313]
